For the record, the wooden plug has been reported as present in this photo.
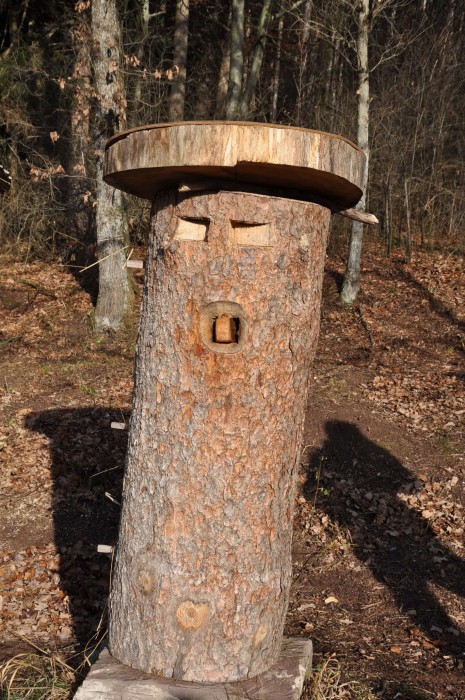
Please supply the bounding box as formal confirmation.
[127,259,145,269]
[214,315,235,343]
[97,544,114,554]
[111,422,127,430]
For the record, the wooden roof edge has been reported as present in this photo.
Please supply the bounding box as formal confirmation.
[105,120,364,155]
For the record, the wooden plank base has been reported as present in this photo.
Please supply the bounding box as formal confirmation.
[74,637,312,700]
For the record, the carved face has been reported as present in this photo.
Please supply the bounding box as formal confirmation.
[173,207,272,353]
[151,189,328,360]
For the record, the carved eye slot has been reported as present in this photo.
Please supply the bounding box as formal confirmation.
[174,217,209,241]
[230,221,271,247]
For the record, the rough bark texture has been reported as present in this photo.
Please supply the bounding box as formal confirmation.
[109,190,331,682]
[68,10,93,245]
[225,0,245,119]
[239,0,273,119]
[92,0,132,332]
[168,0,189,121]
[104,121,365,209]
[341,0,369,305]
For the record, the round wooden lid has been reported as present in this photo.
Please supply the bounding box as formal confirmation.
[104,121,365,208]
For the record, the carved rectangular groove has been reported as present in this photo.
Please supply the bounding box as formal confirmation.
[174,218,209,241]
[230,221,271,247]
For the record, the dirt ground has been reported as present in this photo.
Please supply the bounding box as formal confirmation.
[0,241,464,699]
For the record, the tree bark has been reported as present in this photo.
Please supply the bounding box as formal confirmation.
[294,0,312,126]
[168,0,189,121]
[225,0,245,119]
[109,190,331,682]
[271,13,283,121]
[92,0,132,332]
[132,0,150,113]
[215,11,232,118]
[68,7,92,247]
[239,0,273,118]
[341,0,369,305]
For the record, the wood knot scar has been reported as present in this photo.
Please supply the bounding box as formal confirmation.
[138,570,154,594]
[176,601,208,631]
[253,623,268,647]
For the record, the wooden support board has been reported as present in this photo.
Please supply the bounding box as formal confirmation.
[74,638,312,700]
[104,121,366,209]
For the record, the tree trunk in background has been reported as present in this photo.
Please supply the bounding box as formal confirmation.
[341,0,369,305]
[68,7,92,249]
[168,0,189,121]
[215,9,231,118]
[92,0,132,332]
[225,0,245,119]
[295,0,313,126]
[327,36,340,132]
[132,0,150,115]
[239,0,273,118]
[270,13,283,120]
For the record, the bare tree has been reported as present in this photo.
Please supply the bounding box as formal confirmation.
[68,5,92,248]
[341,0,370,305]
[168,0,190,121]
[271,12,284,121]
[92,0,132,332]
[294,0,313,126]
[225,0,245,118]
[226,1,311,120]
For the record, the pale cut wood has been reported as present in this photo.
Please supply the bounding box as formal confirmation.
[104,121,365,208]
[108,190,331,682]
[342,208,378,225]
[110,422,126,430]
[126,259,145,269]
[97,544,114,553]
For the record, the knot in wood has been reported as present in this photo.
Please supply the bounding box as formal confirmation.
[138,570,154,594]
[176,601,208,631]
[253,623,269,647]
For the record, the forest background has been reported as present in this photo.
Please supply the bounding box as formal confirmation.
[1,2,465,698]
[1,0,464,322]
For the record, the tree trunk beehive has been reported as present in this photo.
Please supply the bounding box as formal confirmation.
[104,122,366,684]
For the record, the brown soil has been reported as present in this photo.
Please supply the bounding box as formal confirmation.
[0,244,464,699]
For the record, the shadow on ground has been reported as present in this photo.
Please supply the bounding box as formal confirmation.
[304,420,465,659]
[26,408,128,646]
[24,410,465,662]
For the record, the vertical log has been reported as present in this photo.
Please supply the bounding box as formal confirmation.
[109,190,331,682]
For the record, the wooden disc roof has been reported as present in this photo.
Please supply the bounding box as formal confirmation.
[104,121,366,209]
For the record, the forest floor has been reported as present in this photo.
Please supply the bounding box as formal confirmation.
[0,241,464,699]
